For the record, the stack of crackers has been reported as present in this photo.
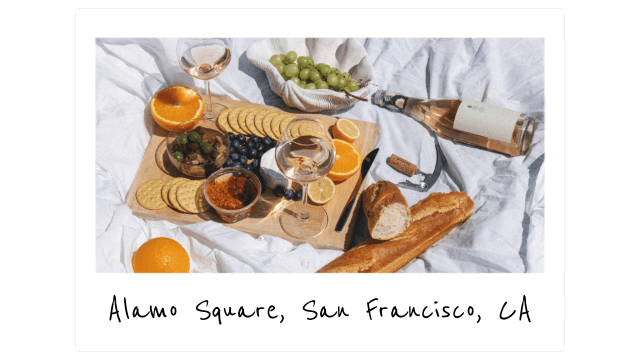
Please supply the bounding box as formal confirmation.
[217,107,330,141]
[136,178,210,214]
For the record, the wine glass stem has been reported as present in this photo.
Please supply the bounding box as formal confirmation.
[204,79,213,118]
[299,183,310,221]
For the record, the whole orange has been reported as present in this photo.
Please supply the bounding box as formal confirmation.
[132,237,190,273]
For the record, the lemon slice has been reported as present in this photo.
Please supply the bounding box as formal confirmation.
[332,118,360,143]
[307,177,336,205]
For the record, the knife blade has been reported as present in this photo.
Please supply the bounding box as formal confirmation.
[334,148,379,232]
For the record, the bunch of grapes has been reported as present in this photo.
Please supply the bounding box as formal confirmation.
[269,51,361,92]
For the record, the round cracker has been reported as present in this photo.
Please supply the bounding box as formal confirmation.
[237,108,254,135]
[260,110,281,136]
[161,177,188,207]
[299,122,325,138]
[227,107,248,135]
[270,114,289,140]
[305,115,330,130]
[279,115,297,136]
[290,122,303,138]
[262,112,279,140]
[245,109,265,137]
[216,108,235,135]
[317,117,330,130]
[176,180,211,214]
[262,110,282,136]
[253,110,271,137]
[168,178,190,212]
[136,179,167,210]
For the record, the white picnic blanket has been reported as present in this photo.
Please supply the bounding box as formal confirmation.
[96,38,545,273]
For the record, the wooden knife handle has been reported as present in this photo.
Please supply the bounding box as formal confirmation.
[387,154,419,176]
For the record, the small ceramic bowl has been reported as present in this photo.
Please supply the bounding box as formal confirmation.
[203,167,261,223]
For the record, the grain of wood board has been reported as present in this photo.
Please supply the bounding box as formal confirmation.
[124,96,378,250]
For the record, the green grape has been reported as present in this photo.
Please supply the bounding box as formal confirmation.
[285,51,297,64]
[272,52,362,92]
[326,73,338,87]
[309,69,322,82]
[297,56,309,68]
[320,65,332,77]
[270,58,283,67]
[284,63,299,77]
[316,81,329,89]
[299,68,311,80]
[270,54,284,63]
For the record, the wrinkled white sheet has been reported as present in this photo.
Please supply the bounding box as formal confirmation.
[96,38,544,273]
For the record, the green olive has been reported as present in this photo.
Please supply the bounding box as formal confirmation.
[172,151,184,161]
[177,134,188,145]
[201,143,214,154]
[188,131,202,142]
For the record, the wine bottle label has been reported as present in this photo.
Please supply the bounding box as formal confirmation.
[453,99,521,143]
[371,90,406,112]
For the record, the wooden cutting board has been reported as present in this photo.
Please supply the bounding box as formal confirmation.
[124,96,378,250]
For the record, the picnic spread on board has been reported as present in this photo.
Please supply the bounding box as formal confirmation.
[96,38,545,273]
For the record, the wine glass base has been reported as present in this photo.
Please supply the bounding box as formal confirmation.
[203,103,228,120]
[278,202,329,239]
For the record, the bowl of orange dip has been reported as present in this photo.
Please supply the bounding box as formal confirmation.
[204,167,261,223]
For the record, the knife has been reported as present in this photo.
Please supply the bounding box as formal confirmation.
[334,148,379,232]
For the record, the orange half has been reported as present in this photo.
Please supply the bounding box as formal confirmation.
[327,139,362,182]
[150,86,203,131]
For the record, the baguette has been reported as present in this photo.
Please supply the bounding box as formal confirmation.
[362,181,412,240]
[317,191,473,273]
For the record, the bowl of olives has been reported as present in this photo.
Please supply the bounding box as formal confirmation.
[166,119,230,178]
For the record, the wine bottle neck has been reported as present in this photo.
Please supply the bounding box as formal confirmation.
[371,90,410,113]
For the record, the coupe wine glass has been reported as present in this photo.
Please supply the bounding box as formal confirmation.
[176,38,231,119]
[275,117,336,239]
